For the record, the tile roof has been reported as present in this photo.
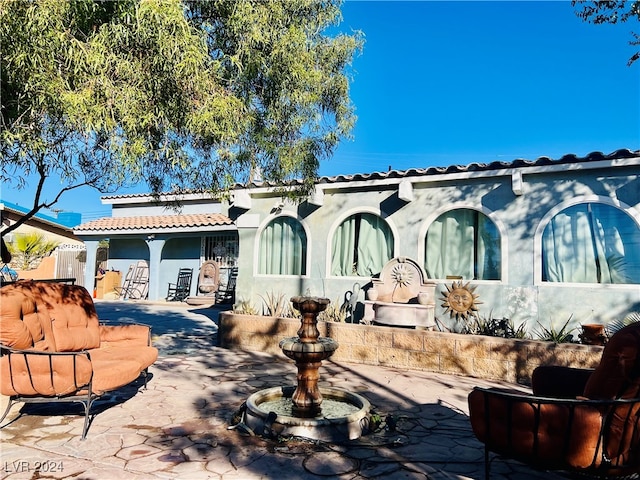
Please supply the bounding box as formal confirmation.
[99,148,640,199]
[76,148,638,236]
[75,213,233,233]
[284,148,640,187]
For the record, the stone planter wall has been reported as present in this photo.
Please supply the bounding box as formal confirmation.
[218,312,603,385]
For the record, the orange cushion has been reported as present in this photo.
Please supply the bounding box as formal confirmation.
[27,283,102,351]
[583,322,640,465]
[584,322,640,400]
[99,324,151,346]
[89,344,158,371]
[468,388,604,469]
[0,352,93,397]
[89,358,146,395]
[0,289,34,349]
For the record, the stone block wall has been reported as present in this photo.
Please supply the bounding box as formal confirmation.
[218,313,603,385]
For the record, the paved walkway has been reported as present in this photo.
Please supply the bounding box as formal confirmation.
[0,301,566,480]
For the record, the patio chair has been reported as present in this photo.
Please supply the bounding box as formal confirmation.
[115,260,149,300]
[215,267,237,304]
[166,268,193,302]
[468,322,640,479]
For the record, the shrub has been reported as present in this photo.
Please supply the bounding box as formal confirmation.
[318,297,348,323]
[534,315,576,343]
[462,314,528,339]
[233,299,258,315]
[605,311,640,338]
[259,291,290,317]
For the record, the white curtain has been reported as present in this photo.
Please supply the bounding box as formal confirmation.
[331,213,393,276]
[424,209,500,280]
[331,216,356,276]
[259,218,306,275]
[542,203,640,284]
[357,214,393,276]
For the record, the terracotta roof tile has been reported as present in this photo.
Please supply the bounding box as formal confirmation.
[96,148,639,201]
[75,213,233,232]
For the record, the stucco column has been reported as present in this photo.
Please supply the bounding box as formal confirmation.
[83,240,100,291]
[146,238,165,301]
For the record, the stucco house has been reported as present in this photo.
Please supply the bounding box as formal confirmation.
[74,149,640,331]
[1,200,83,246]
[1,200,86,282]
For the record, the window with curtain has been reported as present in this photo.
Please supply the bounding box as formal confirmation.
[258,217,307,275]
[424,209,501,280]
[331,213,394,276]
[542,203,640,284]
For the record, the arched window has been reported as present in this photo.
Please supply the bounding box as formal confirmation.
[258,217,307,275]
[542,203,640,284]
[424,209,501,280]
[331,213,394,276]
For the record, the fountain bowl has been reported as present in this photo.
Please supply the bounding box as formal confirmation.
[245,385,371,442]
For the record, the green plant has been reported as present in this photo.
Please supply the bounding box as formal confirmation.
[462,314,527,339]
[233,299,259,316]
[259,291,289,317]
[534,315,576,343]
[605,311,640,338]
[318,297,348,323]
[7,232,59,270]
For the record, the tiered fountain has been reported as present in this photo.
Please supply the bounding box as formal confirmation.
[245,296,371,441]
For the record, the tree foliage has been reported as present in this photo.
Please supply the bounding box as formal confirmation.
[573,1,640,65]
[0,0,363,234]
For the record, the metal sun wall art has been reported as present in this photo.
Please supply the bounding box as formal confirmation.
[440,281,482,320]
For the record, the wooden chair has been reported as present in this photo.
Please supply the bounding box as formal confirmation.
[468,322,640,479]
[166,268,193,302]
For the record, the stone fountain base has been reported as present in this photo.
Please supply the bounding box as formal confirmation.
[245,386,371,442]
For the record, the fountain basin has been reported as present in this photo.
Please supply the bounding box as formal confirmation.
[279,336,338,359]
[245,386,371,442]
[364,300,435,329]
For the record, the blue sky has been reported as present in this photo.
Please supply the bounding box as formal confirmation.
[5,0,639,221]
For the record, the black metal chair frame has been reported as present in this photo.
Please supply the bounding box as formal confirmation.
[0,347,98,440]
[166,268,193,302]
[0,324,152,440]
[473,386,640,479]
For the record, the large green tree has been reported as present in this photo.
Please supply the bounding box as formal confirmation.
[573,1,640,65]
[0,0,363,235]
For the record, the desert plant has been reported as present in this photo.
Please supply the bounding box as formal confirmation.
[534,315,576,343]
[462,314,527,339]
[259,291,290,317]
[605,311,640,338]
[318,297,348,323]
[233,299,259,316]
[7,232,59,270]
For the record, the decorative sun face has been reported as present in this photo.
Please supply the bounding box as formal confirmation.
[390,263,414,287]
[440,281,481,320]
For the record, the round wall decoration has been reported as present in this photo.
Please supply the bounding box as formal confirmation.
[440,281,481,320]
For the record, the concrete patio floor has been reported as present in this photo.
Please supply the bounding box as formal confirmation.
[0,300,567,480]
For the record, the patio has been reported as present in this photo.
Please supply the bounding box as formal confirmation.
[0,301,566,479]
